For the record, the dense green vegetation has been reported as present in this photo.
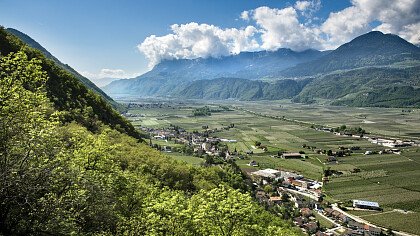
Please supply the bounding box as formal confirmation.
[193,106,212,116]
[0,26,141,139]
[178,77,310,100]
[5,28,123,111]
[0,51,301,235]
[294,66,420,108]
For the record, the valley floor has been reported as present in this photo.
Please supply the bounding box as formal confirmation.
[122,99,420,235]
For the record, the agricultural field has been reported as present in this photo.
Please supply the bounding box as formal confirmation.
[122,99,420,235]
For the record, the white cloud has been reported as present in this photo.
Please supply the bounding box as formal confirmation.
[240,10,249,20]
[81,69,141,80]
[321,0,420,48]
[138,0,420,66]
[321,6,370,49]
[250,6,323,51]
[138,22,260,67]
[295,1,311,11]
[295,0,321,18]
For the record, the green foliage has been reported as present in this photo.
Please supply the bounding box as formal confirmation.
[0,51,299,235]
[0,26,142,139]
[293,66,420,108]
[193,106,211,116]
[178,77,309,100]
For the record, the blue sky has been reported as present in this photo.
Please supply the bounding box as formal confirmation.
[0,0,418,84]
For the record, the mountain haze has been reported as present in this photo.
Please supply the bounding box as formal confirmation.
[104,49,327,97]
[281,31,420,77]
[104,31,420,108]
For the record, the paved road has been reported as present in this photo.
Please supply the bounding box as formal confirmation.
[280,187,319,201]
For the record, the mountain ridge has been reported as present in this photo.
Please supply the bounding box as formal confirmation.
[5,28,123,110]
[0,26,142,139]
[103,31,420,108]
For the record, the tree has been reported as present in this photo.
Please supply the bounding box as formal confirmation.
[189,185,299,236]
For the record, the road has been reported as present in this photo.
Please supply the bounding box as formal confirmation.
[280,187,319,201]
[281,187,418,236]
[332,204,417,236]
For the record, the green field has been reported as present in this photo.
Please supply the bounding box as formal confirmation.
[123,99,420,235]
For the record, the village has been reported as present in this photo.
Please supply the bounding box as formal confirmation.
[249,167,390,236]
[139,124,410,236]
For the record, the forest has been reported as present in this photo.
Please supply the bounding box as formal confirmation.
[0,44,300,235]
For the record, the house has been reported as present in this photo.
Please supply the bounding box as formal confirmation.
[281,153,304,159]
[251,168,282,179]
[304,222,318,234]
[269,196,282,205]
[295,199,315,209]
[300,208,312,217]
[255,190,268,203]
[364,225,382,236]
[291,179,309,189]
[348,220,365,233]
[326,156,337,163]
[343,229,364,236]
[324,208,334,216]
[293,216,308,227]
[248,160,258,167]
[338,213,350,223]
[353,200,381,211]
[315,231,331,236]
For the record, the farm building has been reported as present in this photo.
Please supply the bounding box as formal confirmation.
[352,200,381,211]
[281,153,304,159]
[251,168,281,179]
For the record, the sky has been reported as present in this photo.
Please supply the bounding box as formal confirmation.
[0,0,419,85]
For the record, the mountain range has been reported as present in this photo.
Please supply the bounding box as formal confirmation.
[104,31,420,108]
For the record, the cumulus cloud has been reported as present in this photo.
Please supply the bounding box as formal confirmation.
[295,0,321,18]
[240,10,250,20]
[321,0,420,48]
[250,6,323,51]
[138,22,260,67]
[138,0,420,66]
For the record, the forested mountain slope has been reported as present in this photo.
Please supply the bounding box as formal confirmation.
[0,29,301,235]
[5,28,122,110]
[0,26,141,139]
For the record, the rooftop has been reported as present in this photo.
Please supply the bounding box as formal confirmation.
[353,200,380,208]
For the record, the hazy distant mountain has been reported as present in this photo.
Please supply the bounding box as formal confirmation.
[5,28,121,109]
[105,31,420,108]
[176,77,311,100]
[103,49,327,97]
[281,31,420,77]
[89,77,121,88]
[293,66,420,107]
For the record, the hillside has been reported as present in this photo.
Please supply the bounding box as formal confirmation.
[281,31,420,77]
[0,40,301,235]
[177,77,311,100]
[103,48,326,97]
[293,66,420,107]
[104,31,420,108]
[0,26,141,139]
[5,28,123,110]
